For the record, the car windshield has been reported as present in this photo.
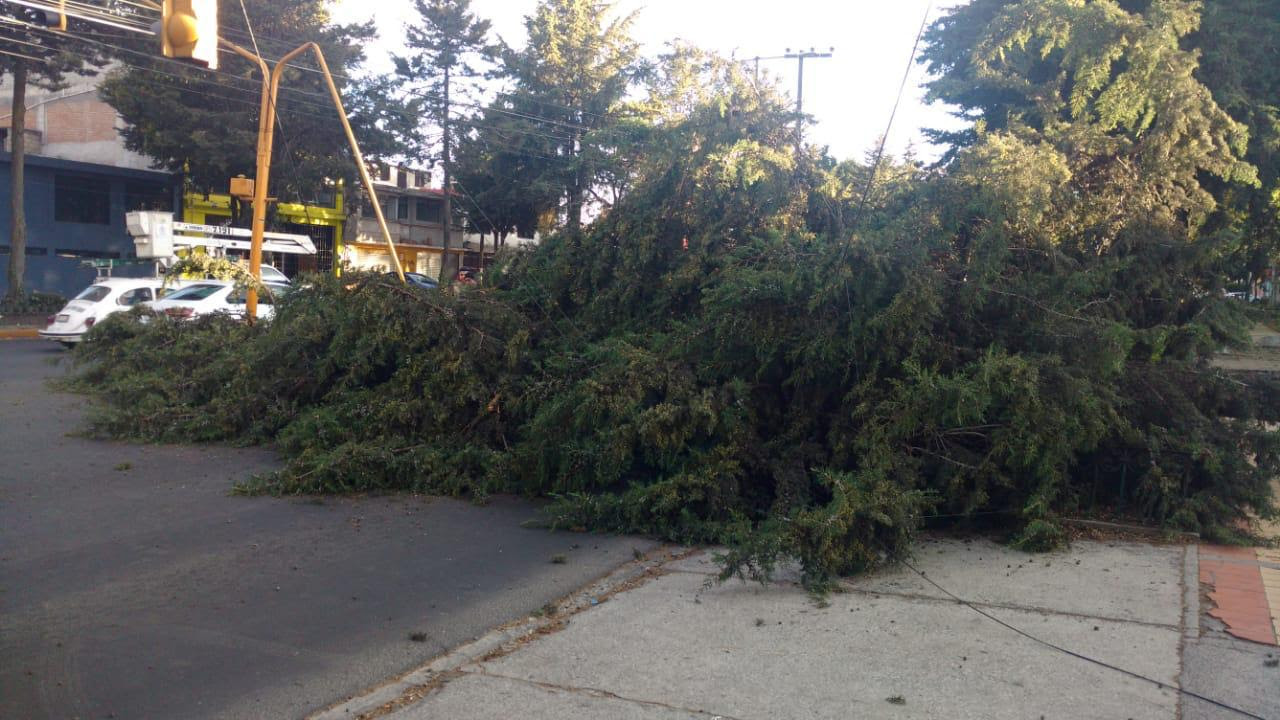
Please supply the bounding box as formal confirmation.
[226,283,289,305]
[164,284,224,301]
[73,285,111,303]
[260,266,289,283]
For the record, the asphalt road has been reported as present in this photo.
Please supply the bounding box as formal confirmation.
[0,339,655,720]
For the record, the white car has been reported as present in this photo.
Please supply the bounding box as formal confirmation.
[258,265,291,284]
[146,280,291,322]
[40,278,178,346]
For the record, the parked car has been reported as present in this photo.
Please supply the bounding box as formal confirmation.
[392,271,439,290]
[257,264,291,284]
[146,280,291,322]
[39,278,180,346]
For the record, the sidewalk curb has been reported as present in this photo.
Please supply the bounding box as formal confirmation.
[0,328,39,340]
[1182,543,1201,641]
[308,545,696,720]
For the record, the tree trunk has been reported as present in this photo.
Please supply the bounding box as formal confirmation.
[6,63,28,300]
[567,125,583,232]
[440,65,453,284]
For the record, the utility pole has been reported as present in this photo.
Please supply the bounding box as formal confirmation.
[442,63,453,283]
[783,47,833,153]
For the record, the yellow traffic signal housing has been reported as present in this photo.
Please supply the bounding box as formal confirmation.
[23,1,67,30]
[162,0,219,71]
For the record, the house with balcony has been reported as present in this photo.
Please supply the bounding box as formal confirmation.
[343,164,537,279]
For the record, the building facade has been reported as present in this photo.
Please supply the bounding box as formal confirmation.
[1,70,180,296]
[0,151,178,297]
[345,164,467,278]
[1,69,159,171]
[184,187,347,278]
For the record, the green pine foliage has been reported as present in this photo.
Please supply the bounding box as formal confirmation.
[66,0,1280,586]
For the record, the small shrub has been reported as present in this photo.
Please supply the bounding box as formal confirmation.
[1,290,66,314]
[1011,520,1068,553]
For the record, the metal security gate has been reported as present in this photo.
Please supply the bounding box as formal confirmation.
[282,223,336,276]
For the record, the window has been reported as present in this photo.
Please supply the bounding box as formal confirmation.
[74,285,112,303]
[226,283,285,305]
[378,164,391,182]
[55,174,111,225]
[116,287,154,306]
[125,181,172,212]
[396,169,408,189]
[415,198,442,224]
[56,249,121,260]
[165,284,223,301]
[397,196,410,220]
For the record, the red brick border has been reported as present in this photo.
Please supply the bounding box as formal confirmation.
[1200,546,1278,646]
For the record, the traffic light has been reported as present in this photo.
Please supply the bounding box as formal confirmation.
[161,0,218,71]
[20,1,67,31]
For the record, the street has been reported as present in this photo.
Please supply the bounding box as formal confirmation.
[0,339,654,719]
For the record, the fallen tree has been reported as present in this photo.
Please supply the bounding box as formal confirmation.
[68,2,1280,586]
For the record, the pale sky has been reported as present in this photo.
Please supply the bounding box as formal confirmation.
[331,0,969,163]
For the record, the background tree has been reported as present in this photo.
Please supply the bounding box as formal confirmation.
[498,0,639,231]
[97,0,413,223]
[921,0,1256,252]
[1,7,106,301]
[1191,0,1280,282]
[394,0,492,282]
[452,110,558,244]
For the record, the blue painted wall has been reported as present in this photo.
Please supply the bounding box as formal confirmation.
[0,153,178,298]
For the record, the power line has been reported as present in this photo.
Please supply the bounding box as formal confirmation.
[882,546,1266,719]
[9,13,640,151]
[1,19,630,183]
[1,0,152,34]
[849,6,931,232]
[10,17,615,143]
[6,2,652,145]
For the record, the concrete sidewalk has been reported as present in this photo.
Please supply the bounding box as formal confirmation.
[313,537,1279,720]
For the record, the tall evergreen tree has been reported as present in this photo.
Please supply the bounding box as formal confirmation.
[1191,0,1280,278]
[920,0,1257,253]
[500,0,639,231]
[452,110,558,244]
[1,7,106,300]
[394,0,492,282]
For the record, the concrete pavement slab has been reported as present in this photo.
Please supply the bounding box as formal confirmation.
[1180,624,1280,720]
[387,672,708,720]
[847,537,1184,628]
[433,567,1181,720]
[668,537,1184,628]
